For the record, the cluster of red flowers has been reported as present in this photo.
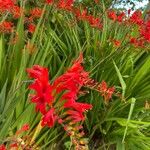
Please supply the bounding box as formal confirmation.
[27,54,94,148]
[0,0,15,12]
[107,9,150,47]
[45,0,103,29]
[107,10,125,22]
[129,11,150,47]
[84,78,115,104]
[98,81,115,104]
[0,21,13,33]
[27,7,43,33]
[27,54,92,128]
[57,0,74,11]
[74,9,102,29]
[0,124,30,150]
[27,54,116,148]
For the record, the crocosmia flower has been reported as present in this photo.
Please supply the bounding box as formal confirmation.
[0,0,15,12]
[41,108,57,127]
[0,21,13,33]
[27,65,54,114]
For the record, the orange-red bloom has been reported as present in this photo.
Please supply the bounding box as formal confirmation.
[57,0,74,11]
[107,10,117,21]
[74,8,88,20]
[117,12,125,22]
[28,24,36,33]
[0,0,15,12]
[98,81,115,103]
[11,6,22,19]
[113,39,121,47]
[0,21,13,33]
[30,7,43,19]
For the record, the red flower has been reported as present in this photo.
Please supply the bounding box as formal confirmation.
[30,7,43,18]
[21,124,30,131]
[66,102,92,113]
[16,123,30,135]
[140,20,150,43]
[129,10,143,26]
[27,54,93,128]
[107,10,117,21]
[98,81,115,103]
[0,0,14,12]
[87,15,102,29]
[74,8,88,20]
[67,110,85,122]
[130,37,137,44]
[11,6,22,19]
[27,65,53,114]
[41,108,57,127]
[117,12,125,22]
[53,53,89,94]
[105,87,115,100]
[113,39,121,47]
[0,21,13,33]
[57,0,74,11]
[28,24,36,33]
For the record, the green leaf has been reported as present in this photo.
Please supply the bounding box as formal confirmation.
[113,60,126,99]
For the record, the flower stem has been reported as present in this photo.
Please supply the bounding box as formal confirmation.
[30,120,42,145]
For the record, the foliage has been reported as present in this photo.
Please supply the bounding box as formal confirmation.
[0,0,150,149]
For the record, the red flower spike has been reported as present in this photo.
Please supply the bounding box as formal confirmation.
[27,65,54,114]
[27,54,93,128]
[41,108,57,127]
[99,81,107,92]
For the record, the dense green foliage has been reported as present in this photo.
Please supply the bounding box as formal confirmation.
[0,0,150,149]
